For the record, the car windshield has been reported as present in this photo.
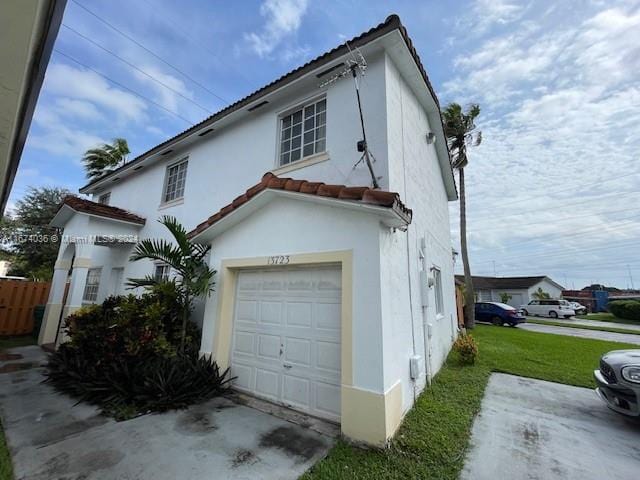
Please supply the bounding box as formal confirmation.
[493,302,515,310]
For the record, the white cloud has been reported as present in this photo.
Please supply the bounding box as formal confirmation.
[133,65,194,113]
[446,3,640,287]
[54,98,102,121]
[244,0,308,57]
[44,63,147,122]
[457,0,526,37]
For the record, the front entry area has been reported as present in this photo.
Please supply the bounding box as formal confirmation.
[230,266,342,422]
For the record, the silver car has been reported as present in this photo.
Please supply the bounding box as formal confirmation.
[594,350,640,416]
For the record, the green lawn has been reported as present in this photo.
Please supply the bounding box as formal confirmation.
[0,336,34,480]
[302,325,637,480]
[528,318,640,336]
[576,313,640,325]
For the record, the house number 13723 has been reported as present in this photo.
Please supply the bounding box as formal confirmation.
[268,255,290,265]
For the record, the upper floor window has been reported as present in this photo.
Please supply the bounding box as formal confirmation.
[279,98,326,166]
[163,159,188,203]
[98,192,111,205]
[83,267,102,303]
[154,263,170,281]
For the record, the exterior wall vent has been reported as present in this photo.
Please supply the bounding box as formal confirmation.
[248,101,269,112]
[198,128,214,137]
[161,149,173,156]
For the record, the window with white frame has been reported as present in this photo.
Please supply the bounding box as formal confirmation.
[279,98,326,166]
[98,192,111,205]
[83,268,102,302]
[433,267,444,315]
[154,263,170,281]
[163,159,188,203]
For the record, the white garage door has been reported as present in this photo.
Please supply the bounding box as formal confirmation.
[231,266,342,422]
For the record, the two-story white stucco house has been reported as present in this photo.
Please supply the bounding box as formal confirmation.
[38,15,459,447]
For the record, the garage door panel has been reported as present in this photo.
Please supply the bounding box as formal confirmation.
[283,374,310,409]
[233,331,256,356]
[284,337,311,366]
[260,301,282,325]
[257,334,281,360]
[255,368,280,399]
[232,266,341,422]
[286,302,312,327]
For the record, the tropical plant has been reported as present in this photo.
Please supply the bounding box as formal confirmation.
[443,103,482,329]
[453,333,478,365]
[531,287,551,300]
[500,292,512,304]
[83,138,130,181]
[127,216,216,351]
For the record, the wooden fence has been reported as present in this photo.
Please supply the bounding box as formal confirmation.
[0,280,51,336]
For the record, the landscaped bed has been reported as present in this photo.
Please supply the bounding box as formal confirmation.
[301,325,637,480]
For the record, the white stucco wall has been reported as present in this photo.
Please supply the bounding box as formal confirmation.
[199,197,388,393]
[528,279,563,300]
[381,53,458,412]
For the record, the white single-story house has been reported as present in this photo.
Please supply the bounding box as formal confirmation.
[456,275,565,307]
[39,15,460,447]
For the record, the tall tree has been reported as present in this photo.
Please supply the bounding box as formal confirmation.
[532,287,551,300]
[82,138,130,181]
[127,216,216,351]
[442,103,482,329]
[5,186,71,280]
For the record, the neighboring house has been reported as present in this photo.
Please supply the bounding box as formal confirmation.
[0,260,11,277]
[456,275,565,307]
[39,15,459,447]
[0,0,66,212]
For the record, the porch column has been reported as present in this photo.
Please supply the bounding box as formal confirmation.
[38,259,71,345]
[57,256,92,345]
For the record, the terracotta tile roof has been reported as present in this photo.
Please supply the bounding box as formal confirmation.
[60,196,146,225]
[188,172,412,239]
[80,14,451,194]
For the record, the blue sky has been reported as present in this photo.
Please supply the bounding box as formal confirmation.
[11,0,640,289]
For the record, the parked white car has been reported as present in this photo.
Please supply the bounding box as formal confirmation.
[566,301,587,315]
[520,299,575,318]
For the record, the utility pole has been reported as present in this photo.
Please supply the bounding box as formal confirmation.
[492,260,497,277]
[628,264,635,290]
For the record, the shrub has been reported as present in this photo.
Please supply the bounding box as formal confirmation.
[45,346,233,419]
[608,300,640,321]
[45,283,233,418]
[453,333,478,365]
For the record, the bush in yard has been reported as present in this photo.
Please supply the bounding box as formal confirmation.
[453,333,478,365]
[45,283,233,419]
[608,300,640,321]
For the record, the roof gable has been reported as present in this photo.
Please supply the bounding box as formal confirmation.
[51,196,146,227]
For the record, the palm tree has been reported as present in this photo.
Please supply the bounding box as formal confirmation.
[83,138,130,181]
[127,216,216,351]
[532,287,551,300]
[442,103,482,329]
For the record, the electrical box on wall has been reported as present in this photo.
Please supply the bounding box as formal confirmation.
[410,354,424,380]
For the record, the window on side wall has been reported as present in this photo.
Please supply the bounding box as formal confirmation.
[154,263,171,281]
[279,98,326,166]
[163,159,188,203]
[98,192,111,205]
[433,267,444,316]
[83,267,102,303]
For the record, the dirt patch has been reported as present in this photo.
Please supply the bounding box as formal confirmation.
[522,422,540,446]
[174,409,217,436]
[231,449,260,468]
[32,415,109,447]
[259,426,325,461]
[0,353,23,361]
[0,362,38,373]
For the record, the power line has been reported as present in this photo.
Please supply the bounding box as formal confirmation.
[61,24,213,115]
[53,49,195,125]
[69,0,228,105]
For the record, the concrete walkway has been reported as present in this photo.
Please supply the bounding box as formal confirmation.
[0,346,334,480]
[462,373,640,480]
[519,323,640,345]
[540,317,640,332]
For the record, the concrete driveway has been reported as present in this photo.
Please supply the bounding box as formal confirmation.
[519,322,640,345]
[462,373,640,480]
[0,346,335,480]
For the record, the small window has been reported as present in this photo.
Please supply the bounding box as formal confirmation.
[163,159,188,203]
[83,267,102,302]
[433,267,444,315]
[279,98,326,166]
[154,263,170,281]
[98,192,111,205]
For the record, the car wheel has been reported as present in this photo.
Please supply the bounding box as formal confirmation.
[492,316,503,326]
[549,310,558,319]
[521,309,528,316]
